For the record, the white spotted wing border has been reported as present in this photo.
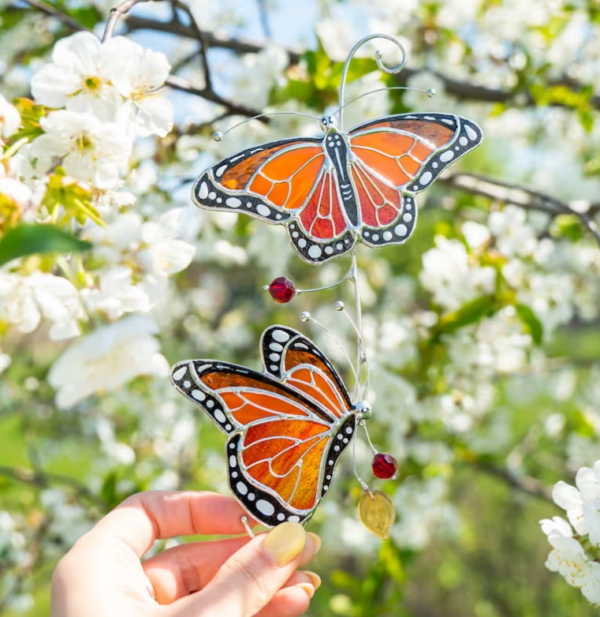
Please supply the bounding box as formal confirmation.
[191,113,482,265]
[170,325,357,527]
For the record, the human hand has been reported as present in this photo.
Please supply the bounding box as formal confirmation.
[50,491,321,617]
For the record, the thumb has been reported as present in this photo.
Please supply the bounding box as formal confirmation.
[167,522,321,617]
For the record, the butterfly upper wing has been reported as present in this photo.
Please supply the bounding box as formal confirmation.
[171,328,355,526]
[347,113,483,247]
[193,137,326,224]
[261,325,352,418]
[191,114,482,263]
[349,113,482,191]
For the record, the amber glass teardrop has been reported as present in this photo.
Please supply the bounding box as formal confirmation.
[357,489,396,539]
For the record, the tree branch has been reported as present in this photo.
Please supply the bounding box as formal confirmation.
[470,460,554,503]
[125,15,303,63]
[21,0,93,32]
[125,16,600,113]
[0,465,106,507]
[170,0,212,91]
[165,75,262,117]
[442,171,600,248]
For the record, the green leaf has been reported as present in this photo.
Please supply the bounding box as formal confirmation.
[552,214,583,242]
[100,472,118,507]
[578,108,595,133]
[515,303,544,345]
[329,57,379,85]
[435,295,497,335]
[6,98,46,144]
[0,224,91,267]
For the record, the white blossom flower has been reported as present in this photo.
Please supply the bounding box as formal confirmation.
[40,489,92,548]
[94,417,136,465]
[0,272,82,340]
[231,45,288,109]
[420,236,496,310]
[86,209,196,276]
[542,461,600,603]
[447,308,531,376]
[0,94,20,139]
[137,209,196,276]
[517,271,574,333]
[0,177,32,210]
[0,511,24,557]
[80,266,153,320]
[31,31,122,120]
[553,461,600,544]
[488,206,538,257]
[541,515,600,604]
[96,189,136,212]
[48,315,169,409]
[5,594,34,613]
[29,110,132,189]
[102,36,174,137]
[462,221,491,250]
[0,347,10,374]
[392,476,459,550]
[315,18,355,61]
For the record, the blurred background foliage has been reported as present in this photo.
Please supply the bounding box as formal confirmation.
[1,0,600,615]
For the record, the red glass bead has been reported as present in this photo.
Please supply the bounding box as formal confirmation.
[371,453,398,479]
[268,277,296,303]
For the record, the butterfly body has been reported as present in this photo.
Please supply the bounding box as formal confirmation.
[171,325,367,527]
[193,112,483,264]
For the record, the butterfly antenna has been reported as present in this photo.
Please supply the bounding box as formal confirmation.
[337,33,409,131]
[300,312,358,383]
[337,85,436,116]
[213,111,322,141]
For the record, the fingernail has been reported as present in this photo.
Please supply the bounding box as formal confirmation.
[305,571,321,590]
[263,522,307,567]
[308,532,322,555]
[296,583,315,599]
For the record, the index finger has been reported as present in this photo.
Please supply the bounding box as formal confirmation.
[89,491,256,557]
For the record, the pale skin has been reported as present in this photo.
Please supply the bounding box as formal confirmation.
[51,491,321,617]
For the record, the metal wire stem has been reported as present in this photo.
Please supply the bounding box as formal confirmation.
[302,314,358,384]
[337,33,408,130]
[240,515,255,538]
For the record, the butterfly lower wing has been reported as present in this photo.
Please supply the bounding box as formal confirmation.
[360,193,417,247]
[288,220,355,264]
[227,413,356,525]
[349,113,483,194]
[193,138,325,224]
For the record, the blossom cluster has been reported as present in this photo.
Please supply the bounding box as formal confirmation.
[541,461,600,604]
[0,30,196,409]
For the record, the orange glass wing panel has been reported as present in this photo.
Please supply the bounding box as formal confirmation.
[217,140,325,211]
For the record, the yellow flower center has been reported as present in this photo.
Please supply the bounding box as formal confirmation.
[84,76,102,91]
[76,133,94,151]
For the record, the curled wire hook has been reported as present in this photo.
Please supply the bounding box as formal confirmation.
[337,33,408,130]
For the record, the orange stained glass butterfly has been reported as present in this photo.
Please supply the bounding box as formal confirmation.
[192,34,483,264]
[171,325,371,527]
